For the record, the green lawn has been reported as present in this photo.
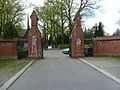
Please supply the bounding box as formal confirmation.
[112,56,120,60]
[0,58,30,69]
[0,58,31,86]
[96,56,120,61]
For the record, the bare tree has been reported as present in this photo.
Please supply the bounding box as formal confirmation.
[35,0,102,47]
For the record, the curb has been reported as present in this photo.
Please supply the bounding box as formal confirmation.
[0,60,34,90]
[79,58,120,84]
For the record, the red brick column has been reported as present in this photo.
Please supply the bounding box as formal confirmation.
[70,12,84,58]
[27,10,43,60]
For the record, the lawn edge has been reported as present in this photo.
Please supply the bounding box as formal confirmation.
[79,58,120,84]
[0,60,34,90]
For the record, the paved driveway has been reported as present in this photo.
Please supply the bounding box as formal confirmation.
[83,57,120,79]
[8,50,120,90]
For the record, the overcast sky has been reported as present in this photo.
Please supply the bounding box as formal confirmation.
[85,0,120,35]
[25,0,120,35]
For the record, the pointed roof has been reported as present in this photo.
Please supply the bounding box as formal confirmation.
[30,10,39,21]
[73,11,81,21]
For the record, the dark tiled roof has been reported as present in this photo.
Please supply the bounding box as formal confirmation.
[18,29,27,38]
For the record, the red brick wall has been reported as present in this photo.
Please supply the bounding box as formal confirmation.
[93,36,120,56]
[0,39,18,58]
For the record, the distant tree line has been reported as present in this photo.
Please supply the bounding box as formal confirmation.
[35,0,102,48]
[84,22,105,39]
[113,28,120,36]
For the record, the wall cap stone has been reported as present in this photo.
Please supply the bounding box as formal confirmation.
[93,36,120,41]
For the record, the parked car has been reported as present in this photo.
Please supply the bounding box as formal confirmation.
[62,48,69,54]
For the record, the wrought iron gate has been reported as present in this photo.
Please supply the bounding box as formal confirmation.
[18,39,28,59]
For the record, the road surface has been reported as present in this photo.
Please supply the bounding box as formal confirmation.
[8,50,120,90]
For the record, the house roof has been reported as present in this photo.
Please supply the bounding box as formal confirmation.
[18,29,27,38]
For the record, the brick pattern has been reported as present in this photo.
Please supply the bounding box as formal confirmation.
[70,12,84,58]
[93,36,120,56]
[0,39,18,58]
[27,10,43,59]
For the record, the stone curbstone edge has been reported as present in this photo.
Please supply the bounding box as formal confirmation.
[79,58,120,84]
[0,60,34,90]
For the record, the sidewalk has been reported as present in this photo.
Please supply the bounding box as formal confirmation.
[8,50,120,90]
[83,57,120,79]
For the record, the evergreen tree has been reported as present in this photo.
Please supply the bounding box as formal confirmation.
[93,22,104,37]
[113,28,120,36]
[94,23,98,37]
[97,22,104,37]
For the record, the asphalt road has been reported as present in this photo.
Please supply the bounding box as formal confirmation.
[8,50,120,90]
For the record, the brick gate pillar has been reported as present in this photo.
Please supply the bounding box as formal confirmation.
[69,12,84,58]
[27,10,43,59]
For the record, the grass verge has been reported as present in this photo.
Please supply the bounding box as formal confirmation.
[112,56,120,60]
[95,56,120,61]
[0,58,31,86]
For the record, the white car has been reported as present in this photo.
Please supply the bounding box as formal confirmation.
[62,48,69,54]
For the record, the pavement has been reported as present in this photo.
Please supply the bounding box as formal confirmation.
[83,57,120,79]
[8,50,120,90]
